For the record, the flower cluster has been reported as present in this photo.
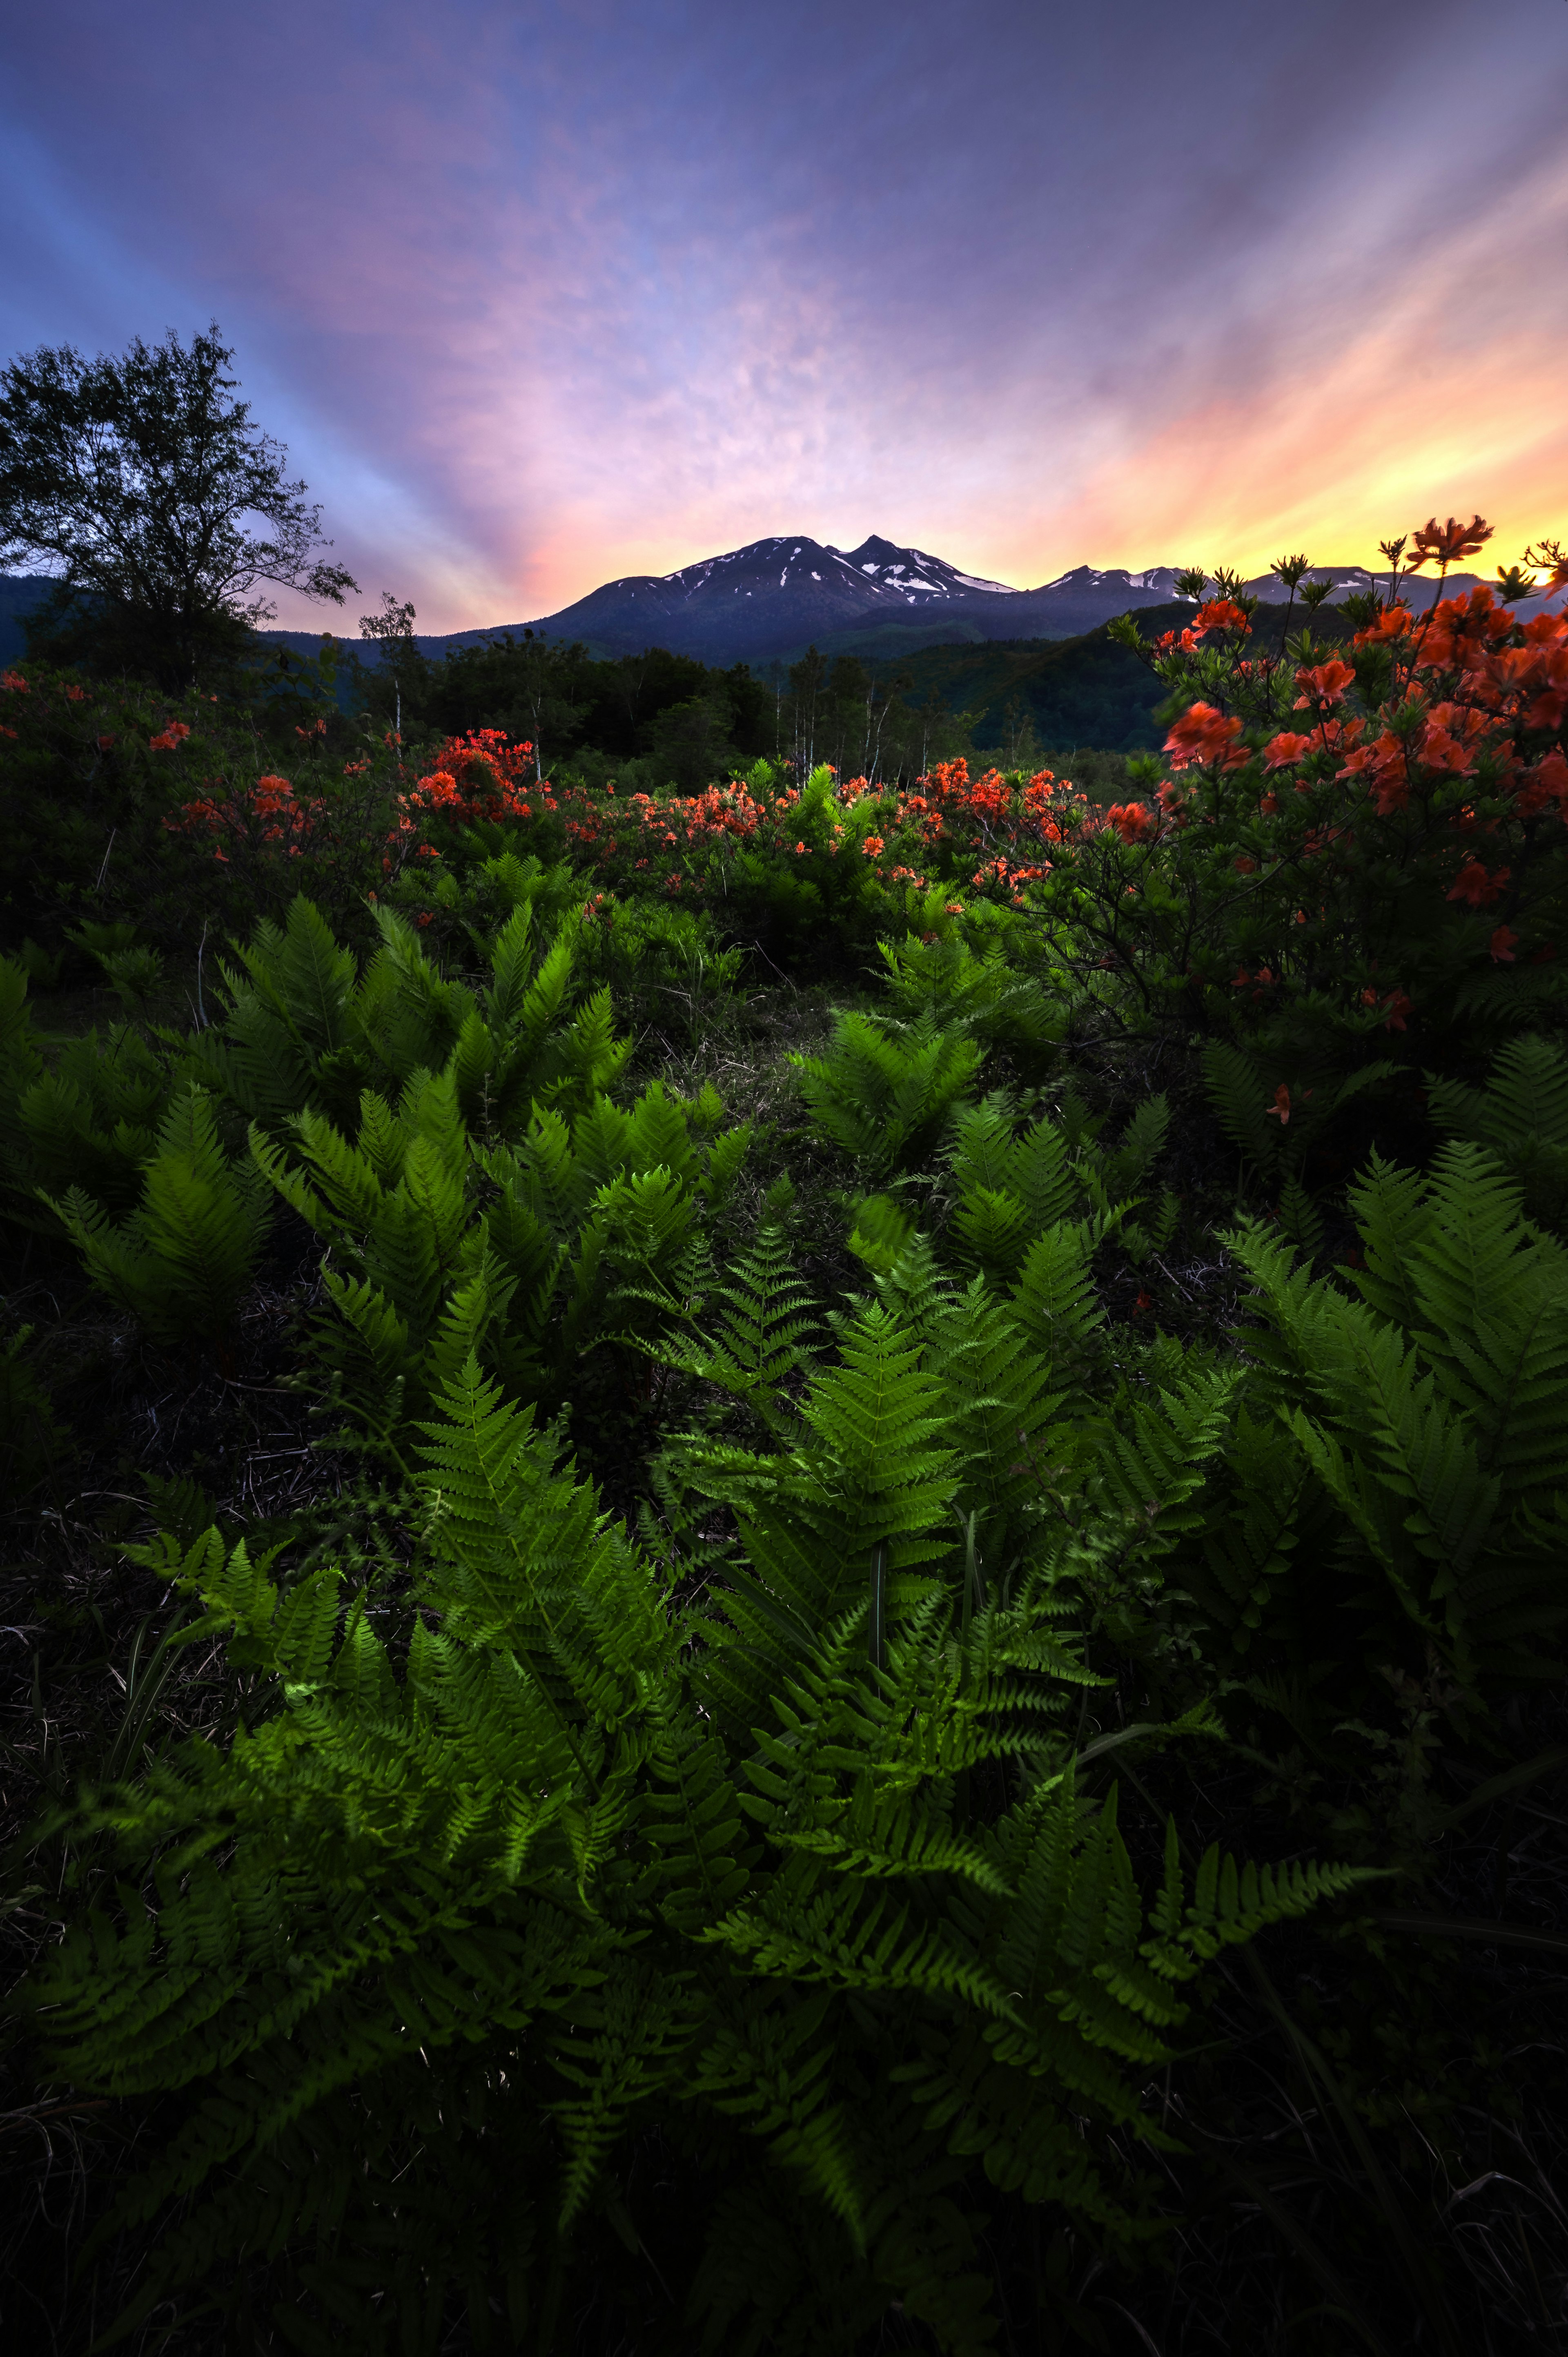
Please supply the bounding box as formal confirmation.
[166,770,327,862]
[1070,522,1568,1066]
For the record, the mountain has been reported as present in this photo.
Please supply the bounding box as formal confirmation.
[341,541,1509,672]
[465,539,1197,667]
[1,541,1546,677]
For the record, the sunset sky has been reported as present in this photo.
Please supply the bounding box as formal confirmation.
[3,0,1566,632]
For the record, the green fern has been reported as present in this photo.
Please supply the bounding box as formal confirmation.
[15,1283,1370,2353]
[790,1009,985,1173]
[195,890,627,1143]
[1426,1031,1568,1233]
[48,1086,270,1348]
[250,1067,745,1437]
[1203,1036,1394,1205]
[1225,1141,1568,1695]
[878,924,1065,1072]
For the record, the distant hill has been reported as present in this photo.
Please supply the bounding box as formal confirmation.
[0,575,59,669]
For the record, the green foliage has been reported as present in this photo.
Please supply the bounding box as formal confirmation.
[1203,1038,1393,1185]
[1188,1143,1568,1704]
[938,1085,1173,1282]
[194,890,628,1138]
[48,1085,271,1347]
[791,1009,986,1174]
[575,890,745,1037]
[877,913,1066,1073]
[15,1317,1366,2354]
[1426,1030,1568,1232]
[0,945,190,1234]
[251,1066,748,1439]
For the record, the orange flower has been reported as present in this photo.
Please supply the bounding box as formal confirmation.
[1106,801,1155,842]
[1164,703,1246,771]
[1418,702,1490,775]
[1489,925,1519,963]
[862,834,885,857]
[0,668,28,692]
[1292,659,1355,709]
[149,720,192,751]
[97,733,115,751]
[1265,1085,1291,1125]
[1233,855,1257,874]
[1338,729,1408,813]
[1410,513,1493,568]
[1446,858,1510,908]
[1352,605,1412,647]
[1191,598,1252,637]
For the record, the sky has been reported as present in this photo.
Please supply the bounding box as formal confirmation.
[3,0,1567,631]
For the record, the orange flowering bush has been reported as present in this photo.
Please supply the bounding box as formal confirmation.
[1040,517,1568,1083]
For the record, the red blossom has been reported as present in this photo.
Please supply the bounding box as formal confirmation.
[1489,925,1519,963]
[1254,726,1311,773]
[1265,1085,1291,1126]
[1191,598,1251,637]
[1410,513,1493,568]
[1292,659,1356,709]
[1446,858,1510,908]
[1164,702,1246,771]
[1106,801,1156,843]
[1352,605,1413,648]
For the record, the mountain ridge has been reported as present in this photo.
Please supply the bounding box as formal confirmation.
[2,531,1540,677]
[352,532,1506,671]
